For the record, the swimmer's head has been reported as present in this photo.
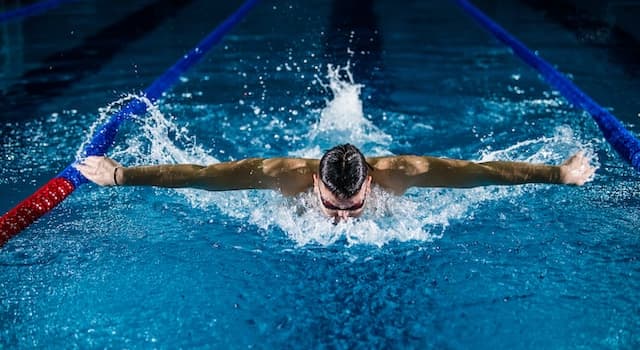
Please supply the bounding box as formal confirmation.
[314,144,372,221]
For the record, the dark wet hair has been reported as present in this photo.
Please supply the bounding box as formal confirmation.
[319,144,369,199]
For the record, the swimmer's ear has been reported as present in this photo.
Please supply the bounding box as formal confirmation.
[365,176,372,193]
[313,173,318,187]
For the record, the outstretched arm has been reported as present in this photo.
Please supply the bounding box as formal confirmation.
[368,151,595,194]
[75,156,318,196]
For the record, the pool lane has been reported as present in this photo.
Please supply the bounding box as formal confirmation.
[0,0,194,122]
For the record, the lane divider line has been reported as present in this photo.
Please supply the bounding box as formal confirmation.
[0,0,79,23]
[456,0,640,171]
[1,0,261,246]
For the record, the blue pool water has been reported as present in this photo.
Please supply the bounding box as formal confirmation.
[1,0,639,348]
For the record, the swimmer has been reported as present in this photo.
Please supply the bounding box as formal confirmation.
[75,144,595,222]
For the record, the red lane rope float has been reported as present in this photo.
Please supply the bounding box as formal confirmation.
[0,178,75,246]
[0,0,261,247]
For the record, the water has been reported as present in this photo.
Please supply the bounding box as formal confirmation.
[1,0,639,348]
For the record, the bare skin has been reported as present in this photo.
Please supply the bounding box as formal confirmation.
[75,152,595,221]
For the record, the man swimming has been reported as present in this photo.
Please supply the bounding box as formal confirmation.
[75,144,595,222]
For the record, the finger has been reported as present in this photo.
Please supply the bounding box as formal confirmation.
[83,156,102,166]
[74,165,95,181]
[576,166,596,185]
[563,153,578,166]
[73,163,89,173]
[74,163,96,177]
[577,156,588,168]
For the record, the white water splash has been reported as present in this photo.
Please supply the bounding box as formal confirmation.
[84,73,597,247]
[478,125,598,167]
[293,63,392,158]
[76,94,216,165]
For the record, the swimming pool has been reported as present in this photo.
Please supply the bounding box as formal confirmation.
[1,0,639,348]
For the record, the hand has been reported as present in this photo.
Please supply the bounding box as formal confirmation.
[74,156,123,186]
[559,151,596,185]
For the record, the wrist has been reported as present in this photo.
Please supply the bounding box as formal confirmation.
[113,167,124,186]
[558,164,569,184]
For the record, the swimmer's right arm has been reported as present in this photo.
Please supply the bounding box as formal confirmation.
[75,156,317,195]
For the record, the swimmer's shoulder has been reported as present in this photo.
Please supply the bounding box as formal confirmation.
[262,157,318,176]
[366,155,431,174]
[261,157,318,196]
[366,155,434,195]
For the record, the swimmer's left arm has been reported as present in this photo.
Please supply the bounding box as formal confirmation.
[369,151,595,194]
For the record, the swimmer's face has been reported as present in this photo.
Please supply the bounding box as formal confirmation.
[313,174,372,222]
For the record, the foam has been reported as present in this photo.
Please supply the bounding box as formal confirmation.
[84,67,598,247]
[293,63,392,157]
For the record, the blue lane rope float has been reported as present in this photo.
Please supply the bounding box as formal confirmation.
[0,0,78,22]
[455,0,640,172]
[0,0,261,245]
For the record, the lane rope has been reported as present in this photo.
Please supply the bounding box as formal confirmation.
[455,0,640,171]
[0,0,261,246]
[0,0,78,22]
